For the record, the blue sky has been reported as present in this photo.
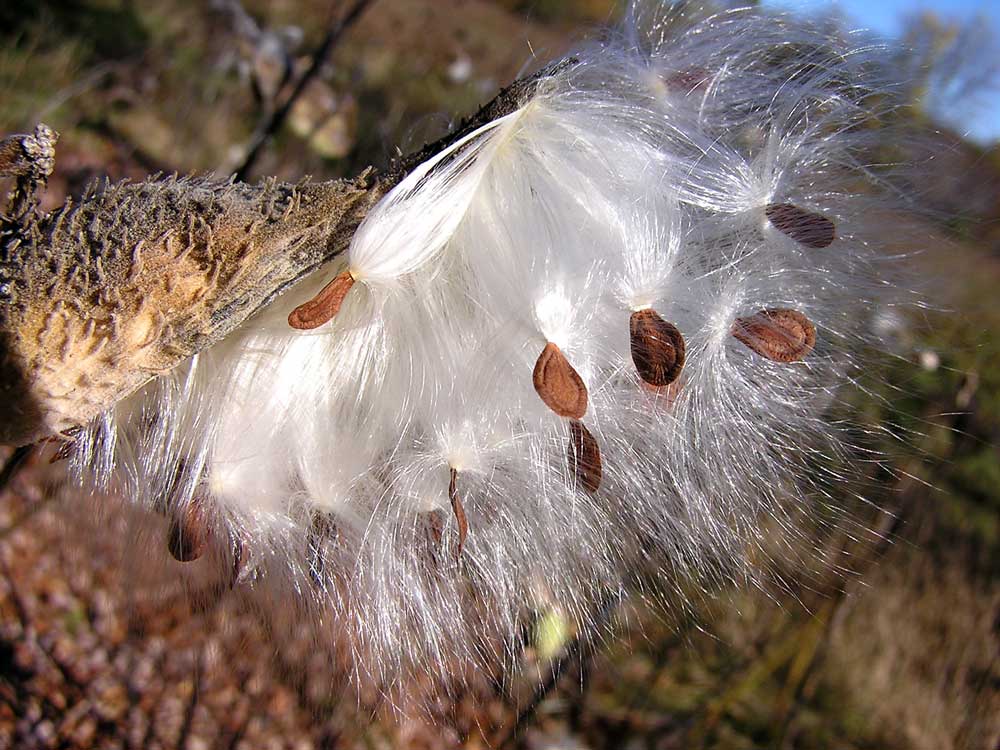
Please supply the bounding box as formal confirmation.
[764,0,1000,143]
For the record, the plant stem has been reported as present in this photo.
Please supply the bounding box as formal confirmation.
[233,0,377,181]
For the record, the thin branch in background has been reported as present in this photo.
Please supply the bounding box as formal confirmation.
[30,61,119,127]
[232,0,376,181]
[0,445,34,497]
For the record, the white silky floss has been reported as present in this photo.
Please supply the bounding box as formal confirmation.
[74,3,911,682]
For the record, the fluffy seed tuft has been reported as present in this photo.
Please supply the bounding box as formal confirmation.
[62,1,920,694]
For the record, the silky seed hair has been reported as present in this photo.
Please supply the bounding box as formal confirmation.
[67,2,914,688]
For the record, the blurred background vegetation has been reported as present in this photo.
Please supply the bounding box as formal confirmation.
[0,1,997,748]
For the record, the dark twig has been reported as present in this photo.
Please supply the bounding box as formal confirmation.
[233,0,376,181]
[498,593,621,748]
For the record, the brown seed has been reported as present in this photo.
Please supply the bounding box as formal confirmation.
[288,270,355,329]
[449,468,468,559]
[629,309,686,386]
[533,342,588,419]
[568,420,602,493]
[167,497,212,562]
[427,511,444,546]
[732,308,816,362]
[765,203,836,249]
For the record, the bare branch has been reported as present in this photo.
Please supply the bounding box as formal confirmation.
[231,0,377,181]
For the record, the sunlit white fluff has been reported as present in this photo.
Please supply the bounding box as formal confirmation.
[70,1,914,692]
[349,109,527,285]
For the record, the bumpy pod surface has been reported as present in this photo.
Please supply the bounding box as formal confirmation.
[0,173,383,444]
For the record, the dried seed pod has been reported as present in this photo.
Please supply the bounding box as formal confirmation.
[0,124,56,180]
[629,309,685,386]
[288,270,356,329]
[732,308,816,362]
[167,497,212,563]
[533,342,588,419]
[568,420,602,492]
[448,468,468,559]
[0,172,385,446]
[0,63,592,445]
[765,203,836,249]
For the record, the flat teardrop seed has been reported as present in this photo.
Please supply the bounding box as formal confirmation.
[765,203,836,249]
[167,498,211,563]
[533,342,588,419]
[732,308,816,362]
[288,270,355,329]
[629,309,686,386]
[568,420,602,493]
[449,468,469,559]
